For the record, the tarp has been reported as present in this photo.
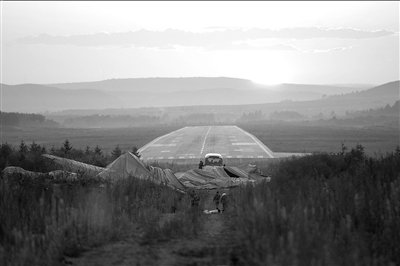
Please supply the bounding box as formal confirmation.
[1,166,79,183]
[148,166,186,192]
[98,152,152,181]
[98,152,186,192]
[223,166,251,178]
[178,166,255,190]
[42,154,105,176]
[2,166,40,179]
[41,153,265,190]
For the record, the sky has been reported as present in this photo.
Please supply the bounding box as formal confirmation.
[1,1,399,85]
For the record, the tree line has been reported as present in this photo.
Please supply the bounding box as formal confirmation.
[0,140,141,172]
[0,111,58,127]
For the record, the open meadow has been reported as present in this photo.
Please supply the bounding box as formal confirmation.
[2,122,398,156]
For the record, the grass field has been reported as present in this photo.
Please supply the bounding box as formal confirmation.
[1,122,398,156]
[238,122,399,156]
[1,125,181,154]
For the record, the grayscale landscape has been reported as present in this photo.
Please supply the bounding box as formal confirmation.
[0,2,399,266]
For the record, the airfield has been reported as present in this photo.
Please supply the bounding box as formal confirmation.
[139,125,304,165]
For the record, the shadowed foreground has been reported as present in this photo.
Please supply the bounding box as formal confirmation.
[68,192,234,266]
[1,145,399,266]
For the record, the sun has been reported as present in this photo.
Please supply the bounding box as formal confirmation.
[251,76,284,86]
[246,53,292,86]
[249,68,289,86]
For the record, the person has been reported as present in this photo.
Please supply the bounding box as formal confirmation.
[220,193,228,212]
[198,160,204,169]
[213,191,221,212]
[190,189,200,208]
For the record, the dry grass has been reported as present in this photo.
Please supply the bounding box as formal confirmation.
[0,174,203,266]
[1,143,399,266]
[228,146,400,266]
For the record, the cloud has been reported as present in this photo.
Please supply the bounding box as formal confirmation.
[301,46,354,53]
[17,27,395,50]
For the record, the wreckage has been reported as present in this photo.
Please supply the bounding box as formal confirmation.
[2,152,270,192]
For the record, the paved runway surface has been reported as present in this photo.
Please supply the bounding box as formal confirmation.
[139,126,275,164]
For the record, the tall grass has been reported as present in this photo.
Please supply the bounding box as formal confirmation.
[229,146,400,266]
[0,173,202,266]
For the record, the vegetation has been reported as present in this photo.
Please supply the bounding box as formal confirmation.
[237,110,265,122]
[345,100,399,118]
[229,145,400,265]
[0,140,147,172]
[1,139,399,265]
[63,114,162,128]
[269,110,305,121]
[0,111,58,127]
[238,122,399,155]
[1,124,182,154]
[0,171,203,266]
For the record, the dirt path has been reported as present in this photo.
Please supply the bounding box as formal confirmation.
[66,192,234,266]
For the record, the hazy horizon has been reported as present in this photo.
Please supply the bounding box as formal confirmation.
[0,75,386,87]
[1,1,399,85]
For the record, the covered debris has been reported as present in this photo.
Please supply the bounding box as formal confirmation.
[36,152,267,190]
[148,166,186,192]
[178,166,257,190]
[2,166,79,183]
[2,166,41,179]
[98,152,151,181]
[97,152,186,192]
[42,154,105,176]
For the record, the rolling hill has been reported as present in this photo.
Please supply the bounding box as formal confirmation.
[47,77,373,109]
[1,78,395,114]
[1,84,122,112]
[44,80,399,126]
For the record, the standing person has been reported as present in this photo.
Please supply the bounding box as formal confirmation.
[190,189,200,208]
[220,193,228,212]
[198,160,204,169]
[213,191,221,212]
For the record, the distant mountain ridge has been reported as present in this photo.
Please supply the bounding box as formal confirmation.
[1,84,122,112]
[44,80,398,119]
[49,77,369,95]
[1,78,396,113]
[47,77,375,109]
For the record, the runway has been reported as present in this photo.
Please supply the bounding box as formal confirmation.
[139,125,275,164]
